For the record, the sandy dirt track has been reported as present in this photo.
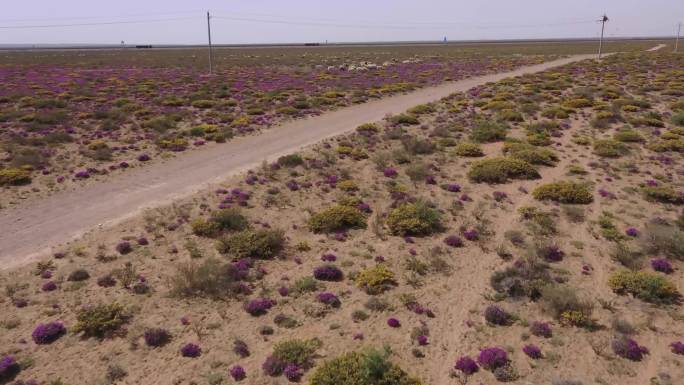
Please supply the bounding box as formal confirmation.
[0,54,599,268]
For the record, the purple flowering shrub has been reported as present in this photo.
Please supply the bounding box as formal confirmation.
[180,343,202,358]
[387,318,401,328]
[233,339,250,357]
[32,322,66,344]
[143,328,171,347]
[529,321,552,338]
[477,347,509,370]
[313,264,343,281]
[444,235,464,247]
[454,356,479,375]
[283,363,303,382]
[244,298,276,316]
[522,344,542,359]
[671,341,684,355]
[115,241,132,255]
[612,336,648,361]
[484,305,512,326]
[0,355,20,381]
[230,365,246,381]
[651,258,674,273]
[317,292,341,308]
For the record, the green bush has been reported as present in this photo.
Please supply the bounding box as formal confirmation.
[608,270,679,304]
[391,114,419,125]
[277,153,305,167]
[272,338,322,368]
[532,181,593,204]
[217,228,285,259]
[642,186,684,204]
[191,208,249,237]
[593,139,628,158]
[613,129,644,143]
[452,142,484,157]
[470,121,508,143]
[309,349,422,385]
[672,112,684,126]
[503,142,558,166]
[356,265,397,294]
[467,157,540,184]
[75,303,127,338]
[308,205,367,233]
[407,104,434,115]
[0,168,31,186]
[386,200,441,236]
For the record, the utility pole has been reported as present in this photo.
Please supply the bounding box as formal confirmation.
[207,11,214,74]
[675,22,682,53]
[598,14,609,60]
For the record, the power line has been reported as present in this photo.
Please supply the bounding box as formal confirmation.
[0,10,202,23]
[0,16,197,29]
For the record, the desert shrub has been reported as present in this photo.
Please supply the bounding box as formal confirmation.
[313,265,344,281]
[612,336,649,361]
[497,109,524,122]
[470,121,508,143]
[593,139,628,158]
[170,258,249,299]
[356,265,397,294]
[0,168,31,186]
[309,349,422,385]
[245,298,276,316]
[407,104,434,115]
[477,347,509,370]
[356,123,380,135]
[272,338,322,369]
[74,303,127,338]
[405,162,429,182]
[611,243,643,269]
[467,157,539,184]
[192,208,249,237]
[490,258,551,299]
[503,142,558,166]
[613,129,643,143]
[484,305,512,326]
[308,205,367,233]
[144,328,171,347]
[640,222,684,260]
[292,276,321,294]
[532,181,593,204]
[453,142,484,157]
[391,114,419,125]
[540,285,594,327]
[0,355,20,382]
[217,229,285,259]
[608,270,679,304]
[642,185,684,204]
[541,106,569,119]
[401,136,435,155]
[67,269,90,282]
[386,200,441,236]
[672,112,684,126]
[32,322,66,344]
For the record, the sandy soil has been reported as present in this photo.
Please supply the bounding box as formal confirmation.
[0,54,599,268]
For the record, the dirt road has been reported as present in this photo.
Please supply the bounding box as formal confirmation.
[0,54,598,267]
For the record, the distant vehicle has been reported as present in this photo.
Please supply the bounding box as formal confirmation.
[135,45,153,49]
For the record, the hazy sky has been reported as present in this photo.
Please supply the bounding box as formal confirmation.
[2,0,682,45]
